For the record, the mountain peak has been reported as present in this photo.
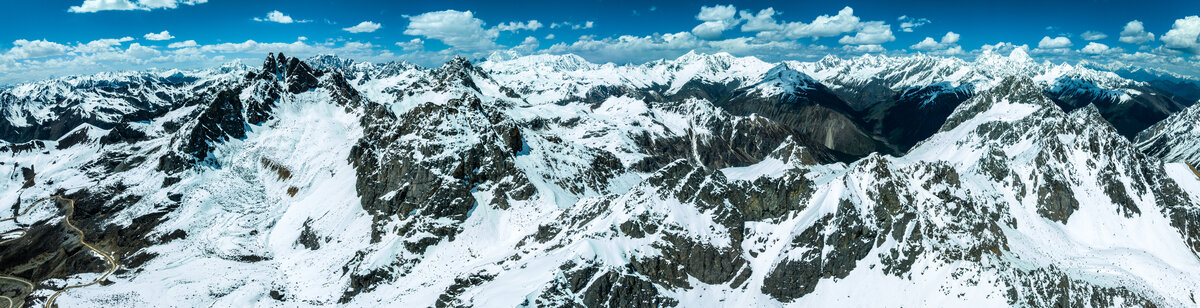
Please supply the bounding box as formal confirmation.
[939,76,1051,132]
[306,54,355,70]
[443,55,475,70]
[1008,48,1032,62]
[485,50,521,63]
[252,51,321,93]
[673,50,736,64]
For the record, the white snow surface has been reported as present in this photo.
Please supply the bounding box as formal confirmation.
[1,52,1199,307]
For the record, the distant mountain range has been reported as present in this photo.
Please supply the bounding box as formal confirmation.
[1,51,1199,307]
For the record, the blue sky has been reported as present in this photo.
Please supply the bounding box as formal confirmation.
[1,0,1198,84]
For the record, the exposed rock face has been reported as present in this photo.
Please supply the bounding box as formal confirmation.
[346,58,535,263]
[1136,102,1200,166]
[179,89,246,165]
[1046,78,1189,138]
[3,53,1200,308]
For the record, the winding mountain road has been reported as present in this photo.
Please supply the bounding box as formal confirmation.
[0,196,118,308]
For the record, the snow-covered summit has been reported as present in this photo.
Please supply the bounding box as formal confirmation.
[3,52,1200,307]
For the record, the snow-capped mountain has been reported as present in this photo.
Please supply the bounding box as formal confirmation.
[1137,102,1200,166]
[0,63,248,143]
[2,52,1200,307]
[786,49,1193,150]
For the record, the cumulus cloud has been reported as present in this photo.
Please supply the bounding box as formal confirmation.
[739,8,782,32]
[514,36,539,54]
[910,31,960,52]
[167,40,197,48]
[692,21,733,40]
[942,31,960,44]
[73,37,134,54]
[495,20,543,32]
[696,5,737,22]
[1080,42,1111,54]
[837,21,894,45]
[911,37,940,50]
[781,7,863,39]
[846,44,884,53]
[68,0,207,13]
[6,40,71,59]
[124,43,160,59]
[550,21,595,30]
[254,10,310,24]
[1161,16,1200,54]
[403,10,497,51]
[540,31,822,64]
[981,42,1032,59]
[1081,31,1107,41]
[343,21,382,33]
[543,32,702,63]
[1119,20,1156,44]
[897,15,930,32]
[545,34,555,40]
[396,38,424,52]
[691,5,741,40]
[143,30,174,41]
[1037,36,1072,49]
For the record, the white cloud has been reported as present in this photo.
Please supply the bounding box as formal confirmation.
[543,32,702,63]
[143,30,174,41]
[550,21,595,30]
[1080,42,1111,54]
[396,38,424,52]
[692,21,735,40]
[1119,20,1155,44]
[496,20,543,32]
[696,5,737,22]
[6,40,70,59]
[545,34,555,40]
[941,31,960,44]
[910,31,959,52]
[739,8,782,32]
[254,10,310,24]
[342,42,376,50]
[782,6,862,39]
[403,10,497,51]
[68,0,207,13]
[343,21,382,33]
[74,37,134,54]
[838,21,894,45]
[135,0,205,9]
[735,6,898,47]
[897,15,930,32]
[691,5,744,41]
[981,42,1031,55]
[167,40,197,48]
[846,44,885,53]
[1162,16,1200,54]
[124,43,160,59]
[911,37,940,50]
[1081,31,1107,41]
[1037,36,1072,49]
[514,36,539,54]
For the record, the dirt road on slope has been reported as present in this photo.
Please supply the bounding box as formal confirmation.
[0,195,118,308]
